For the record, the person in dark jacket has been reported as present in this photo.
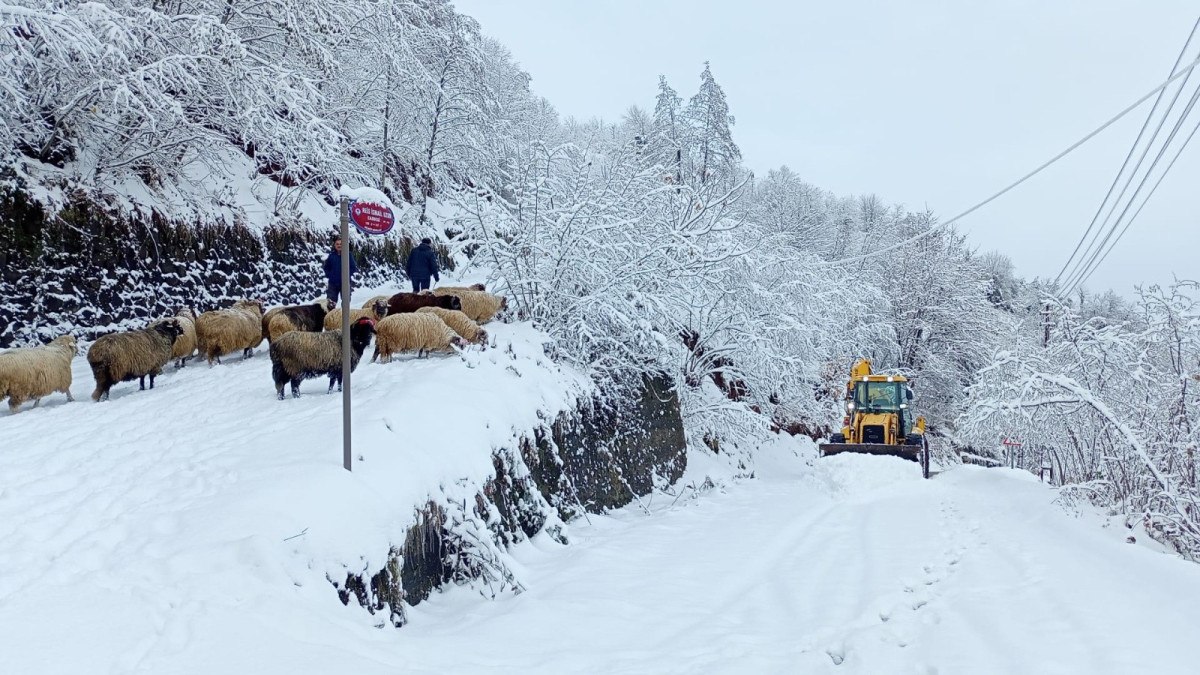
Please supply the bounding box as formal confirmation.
[323,236,358,305]
[405,237,440,292]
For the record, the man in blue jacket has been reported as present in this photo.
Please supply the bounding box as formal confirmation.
[323,235,358,306]
[405,237,440,292]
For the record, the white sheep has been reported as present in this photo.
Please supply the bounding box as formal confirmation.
[415,306,488,347]
[0,334,77,412]
[360,295,391,310]
[372,313,466,362]
[324,298,388,331]
[152,306,198,368]
[431,289,507,323]
[195,299,264,365]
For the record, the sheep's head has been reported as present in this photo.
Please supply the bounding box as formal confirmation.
[450,335,467,350]
[176,306,197,321]
[155,318,185,343]
[470,283,486,291]
[371,299,388,318]
[446,296,463,311]
[52,334,79,354]
[499,296,508,310]
[316,298,332,312]
[234,298,264,315]
[475,329,489,346]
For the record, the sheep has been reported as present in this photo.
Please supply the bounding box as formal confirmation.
[151,306,197,368]
[324,298,388,331]
[372,313,466,363]
[415,306,488,347]
[431,288,507,323]
[0,334,77,412]
[195,299,264,365]
[361,295,391,310]
[88,320,184,401]
[269,317,376,400]
[266,298,332,343]
[386,291,463,316]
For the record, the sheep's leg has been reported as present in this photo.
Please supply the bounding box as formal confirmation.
[276,384,286,401]
[9,397,23,412]
[139,376,146,390]
[371,347,379,363]
[32,398,40,408]
[64,389,74,402]
[290,379,302,398]
[243,347,253,359]
[149,370,158,389]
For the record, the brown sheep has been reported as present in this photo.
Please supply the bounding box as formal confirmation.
[196,299,264,365]
[0,334,77,412]
[88,320,184,401]
[415,306,488,346]
[386,292,463,316]
[373,313,466,362]
[431,289,507,323]
[324,298,388,331]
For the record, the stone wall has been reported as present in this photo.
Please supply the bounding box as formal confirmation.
[332,374,688,627]
[0,186,449,347]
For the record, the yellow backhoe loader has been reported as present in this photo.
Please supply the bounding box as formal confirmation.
[820,358,931,478]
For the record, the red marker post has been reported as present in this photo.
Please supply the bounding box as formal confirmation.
[338,189,396,471]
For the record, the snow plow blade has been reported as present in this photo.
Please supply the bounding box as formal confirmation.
[820,443,922,461]
[820,441,931,479]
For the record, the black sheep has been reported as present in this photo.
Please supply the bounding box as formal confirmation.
[269,317,376,400]
[386,292,462,315]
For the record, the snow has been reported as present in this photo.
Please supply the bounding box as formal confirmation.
[4,311,1200,673]
[0,283,588,673]
[337,184,398,212]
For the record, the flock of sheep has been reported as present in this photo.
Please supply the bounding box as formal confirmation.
[0,285,507,410]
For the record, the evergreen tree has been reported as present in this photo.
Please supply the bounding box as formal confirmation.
[683,62,740,185]
[651,75,684,183]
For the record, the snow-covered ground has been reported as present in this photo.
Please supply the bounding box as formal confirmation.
[4,294,1200,673]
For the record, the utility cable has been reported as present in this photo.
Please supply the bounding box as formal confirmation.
[1061,85,1200,296]
[1061,70,1200,295]
[820,50,1200,268]
[1053,15,1200,288]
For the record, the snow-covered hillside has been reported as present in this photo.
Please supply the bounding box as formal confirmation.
[0,283,594,673]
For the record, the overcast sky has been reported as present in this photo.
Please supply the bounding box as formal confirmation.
[452,0,1198,296]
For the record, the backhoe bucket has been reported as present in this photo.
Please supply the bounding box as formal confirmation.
[820,443,921,461]
[820,440,931,479]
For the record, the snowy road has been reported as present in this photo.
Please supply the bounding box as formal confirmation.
[388,452,1200,675]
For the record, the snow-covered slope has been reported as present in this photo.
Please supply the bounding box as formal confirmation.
[0,283,589,673]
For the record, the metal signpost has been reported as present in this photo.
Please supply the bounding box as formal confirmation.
[338,192,396,471]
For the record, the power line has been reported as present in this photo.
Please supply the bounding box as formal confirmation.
[820,51,1200,268]
[1061,85,1200,296]
[1053,16,1200,288]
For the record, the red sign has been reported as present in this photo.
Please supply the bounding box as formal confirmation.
[349,200,395,235]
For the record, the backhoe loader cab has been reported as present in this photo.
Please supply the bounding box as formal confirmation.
[821,358,930,478]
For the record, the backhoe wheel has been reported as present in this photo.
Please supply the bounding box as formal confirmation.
[921,437,931,479]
